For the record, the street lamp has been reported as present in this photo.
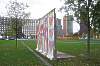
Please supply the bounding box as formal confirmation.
[86,0,92,59]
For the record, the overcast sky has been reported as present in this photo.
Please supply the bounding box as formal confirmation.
[0,0,64,19]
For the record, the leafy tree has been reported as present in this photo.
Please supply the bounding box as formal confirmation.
[60,0,99,36]
[6,0,30,36]
[60,0,98,24]
[60,0,100,57]
[59,0,78,15]
[92,1,100,34]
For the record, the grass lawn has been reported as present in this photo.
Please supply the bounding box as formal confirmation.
[22,39,100,66]
[0,40,44,66]
[56,40,100,65]
[0,39,100,66]
[56,40,100,56]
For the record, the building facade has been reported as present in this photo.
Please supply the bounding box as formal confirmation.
[62,15,73,36]
[56,18,62,36]
[0,16,38,39]
[22,19,38,39]
[63,16,68,36]
[0,16,11,36]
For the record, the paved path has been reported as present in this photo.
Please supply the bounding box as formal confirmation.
[57,51,75,59]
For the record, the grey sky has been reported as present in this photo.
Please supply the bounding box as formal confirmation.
[0,0,63,19]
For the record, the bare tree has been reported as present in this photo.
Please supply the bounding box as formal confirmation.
[6,0,30,37]
[6,0,30,48]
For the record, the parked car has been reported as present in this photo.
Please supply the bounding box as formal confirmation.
[0,36,6,40]
[2,36,6,40]
[0,36,2,40]
[8,36,16,40]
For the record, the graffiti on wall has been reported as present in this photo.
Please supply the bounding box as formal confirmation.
[36,9,56,60]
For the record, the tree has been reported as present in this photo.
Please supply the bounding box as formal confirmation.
[60,0,99,36]
[92,1,100,34]
[6,0,30,48]
[60,0,99,59]
[60,0,98,24]
[6,0,30,36]
[59,0,77,14]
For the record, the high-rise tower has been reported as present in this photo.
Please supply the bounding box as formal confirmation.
[63,16,68,36]
[63,15,73,36]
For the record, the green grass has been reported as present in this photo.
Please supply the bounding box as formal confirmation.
[56,40,100,62]
[0,40,44,66]
[0,39,100,66]
[56,40,85,55]
[56,40,100,56]
[21,39,100,66]
[0,40,16,44]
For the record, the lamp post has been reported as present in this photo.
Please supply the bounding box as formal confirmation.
[78,0,91,59]
[87,0,91,59]
[16,17,18,48]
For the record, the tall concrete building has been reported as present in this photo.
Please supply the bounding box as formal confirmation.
[63,16,68,36]
[67,15,73,35]
[0,17,10,35]
[56,18,62,36]
[63,15,73,36]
